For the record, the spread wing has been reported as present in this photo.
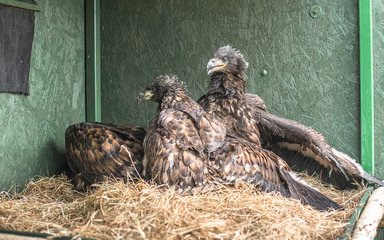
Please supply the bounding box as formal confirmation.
[209,136,342,211]
[143,109,207,189]
[245,93,384,189]
[65,122,145,190]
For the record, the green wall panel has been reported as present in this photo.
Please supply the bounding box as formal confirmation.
[0,0,85,190]
[101,0,359,159]
[373,0,384,177]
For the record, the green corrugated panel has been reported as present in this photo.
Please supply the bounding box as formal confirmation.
[372,0,384,178]
[376,228,384,240]
[100,0,360,159]
[0,0,85,191]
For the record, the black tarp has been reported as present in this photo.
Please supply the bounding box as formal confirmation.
[0,2,35,95]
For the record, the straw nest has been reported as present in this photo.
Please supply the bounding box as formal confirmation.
[0,174,365,240]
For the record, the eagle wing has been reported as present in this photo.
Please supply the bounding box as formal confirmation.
[174,95,227,154]
[103,122,147,142]
[65,122,145,190]
[143,109,207,189]
[246,93,383,189]
[209,136,342,211]
[197,114,226,153]
[243,92,267,111]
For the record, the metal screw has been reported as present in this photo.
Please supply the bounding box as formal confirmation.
[310,6,323,19]
[260,69,268,76]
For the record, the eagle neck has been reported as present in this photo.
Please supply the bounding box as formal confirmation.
[208,72,246,98]
[159,89,187,110]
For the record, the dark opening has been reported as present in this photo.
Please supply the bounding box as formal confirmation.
[0,1,36,95]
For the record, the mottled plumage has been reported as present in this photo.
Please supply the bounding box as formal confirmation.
[65,122,145,190]
[141,75,341,211]
[138,75,225,188]
[210,136,341,210]
[199,46,262,147]
[199,45,383,190]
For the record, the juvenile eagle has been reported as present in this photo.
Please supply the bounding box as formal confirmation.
[65,122,146,190]
[137,75,225,188]
[139,74,341,211]
[198,45,383,189]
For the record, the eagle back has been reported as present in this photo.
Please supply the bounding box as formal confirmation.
[143,108,208,188]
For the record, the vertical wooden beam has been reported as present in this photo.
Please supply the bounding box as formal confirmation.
[359,0,374,174]
[85,0,101,122]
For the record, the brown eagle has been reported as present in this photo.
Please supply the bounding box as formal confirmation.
[65,122,146,190]
[198,45,383,190]
[139,74,341,211]
[137,75,226,188]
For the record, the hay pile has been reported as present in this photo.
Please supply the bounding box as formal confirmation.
[0,174,365,239]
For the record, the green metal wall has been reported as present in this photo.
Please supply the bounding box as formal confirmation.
[101,0,361,156]
[0,0,85,191]
[373,0,384,177]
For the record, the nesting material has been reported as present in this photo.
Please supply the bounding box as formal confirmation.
[0,174,366,240]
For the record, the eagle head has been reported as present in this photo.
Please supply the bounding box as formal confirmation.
[137,74,185,103]
[207,45,249,76]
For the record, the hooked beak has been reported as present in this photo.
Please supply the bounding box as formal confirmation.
[137,90,154,102]
[207,58,227,75]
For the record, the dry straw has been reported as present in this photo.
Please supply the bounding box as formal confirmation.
[0,174,365,239]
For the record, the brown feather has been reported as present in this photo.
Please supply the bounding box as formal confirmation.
[142,75,341,210]
[198,46,344,210]
[200,45,383,190]
[141,75,228,189]
[208,135,341,210]
[251,97,384,189]
[65,122,145,190]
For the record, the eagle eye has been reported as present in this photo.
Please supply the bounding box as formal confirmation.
[222,57,228,62]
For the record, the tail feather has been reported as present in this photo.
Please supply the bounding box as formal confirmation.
[281,170,342,211]
[272,145,357,189]
[331,148,384,188]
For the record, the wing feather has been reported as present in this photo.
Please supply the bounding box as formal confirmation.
[65,122,145,190]
[246,93,383,189]
[209,136,342,211]
[143,109,206,188]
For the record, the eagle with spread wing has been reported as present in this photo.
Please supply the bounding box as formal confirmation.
[139,74,341,211]
[198,45,383,190]
[65,122,146,190]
